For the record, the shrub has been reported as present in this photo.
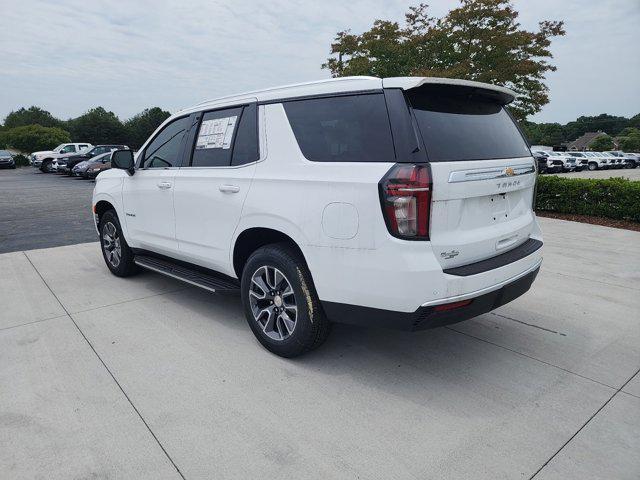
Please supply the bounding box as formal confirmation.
[536,176,640,222]
[13,154,30,167]
[3,124,71,153]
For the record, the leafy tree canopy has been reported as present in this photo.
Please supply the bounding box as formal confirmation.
[67,107,129,145]
[589,135,614,152]
[2,125,71,152]
[124,107,171,149]
[618,128,640,151]
[522,113,639,146]
[323,0,565,120]
[4,106,63,130]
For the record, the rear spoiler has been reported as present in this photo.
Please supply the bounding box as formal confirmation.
[383,77,516,105]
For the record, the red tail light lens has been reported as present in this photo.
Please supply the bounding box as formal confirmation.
[379,163,432,240]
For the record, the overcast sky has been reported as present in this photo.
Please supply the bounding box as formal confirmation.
[1,0,638,124]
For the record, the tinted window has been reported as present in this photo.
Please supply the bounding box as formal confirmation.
[142,116,190,168]
[283,94,395,162]
[408,86,531,162]
[231,104,259,166]
[192,107,242,167]
[61,145,76,153]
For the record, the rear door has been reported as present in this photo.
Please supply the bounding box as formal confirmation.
[173,101,259,273]
[405,84,537,269]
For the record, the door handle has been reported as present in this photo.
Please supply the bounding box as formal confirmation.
[219,185,240,193]
[157,181,172,190]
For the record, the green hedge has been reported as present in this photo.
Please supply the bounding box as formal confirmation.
[536,176,640,222]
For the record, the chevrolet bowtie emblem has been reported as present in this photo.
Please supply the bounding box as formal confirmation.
[504,167,515,176]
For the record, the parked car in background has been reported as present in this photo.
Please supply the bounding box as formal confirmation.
[546,152,575,172]
[604,151,627,169]
[93,76,542,357]
[583,152,609,170]
[72,152,111,177]
[63,145,128,175]
[31,143,93,172]
[84,152,112,179]
[566,152,590,171]
[606,151,639,169]
[0,150,16,169]
[531,150,563,173]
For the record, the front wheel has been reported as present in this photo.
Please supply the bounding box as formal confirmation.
[241,243,331,357]
[99,210,139,277]
[588,162,597,171]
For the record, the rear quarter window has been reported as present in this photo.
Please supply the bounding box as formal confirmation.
[283,93,395,163]
[408,86,531,162]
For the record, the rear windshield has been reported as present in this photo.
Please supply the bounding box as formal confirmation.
[407,86,530,162]
[283,93,395,163]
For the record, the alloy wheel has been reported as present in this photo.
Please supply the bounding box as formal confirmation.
[102,221,122,268]
[249,266,298,341]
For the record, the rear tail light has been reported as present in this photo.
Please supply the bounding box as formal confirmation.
[379,163,432,240]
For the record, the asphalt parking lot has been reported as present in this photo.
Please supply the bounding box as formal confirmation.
[1,213,639,479]
[0,168,96,254]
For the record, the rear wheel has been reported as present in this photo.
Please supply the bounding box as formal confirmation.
[99,210,139,277]
[241,243,331,357]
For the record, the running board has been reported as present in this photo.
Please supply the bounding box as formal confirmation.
[134,255,239,293]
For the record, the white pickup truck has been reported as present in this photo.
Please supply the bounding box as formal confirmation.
[31,143,93,172]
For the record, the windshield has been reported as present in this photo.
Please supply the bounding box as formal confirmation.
[52,144,65,152]
[407,86,530,162]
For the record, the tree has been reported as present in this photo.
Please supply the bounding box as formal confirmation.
[3,106,63,129]
[323,0,565,120]
[563,114,630,140]
[618,129,640,151]
[3,125,71,153]
[589,135,614,152]
[67,107,128,145]
[521,121,565,146]
[124,107,171,149]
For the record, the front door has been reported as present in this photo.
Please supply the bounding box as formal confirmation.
[122,115,191,255]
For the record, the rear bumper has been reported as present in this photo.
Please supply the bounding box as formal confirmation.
[322,262,540,331]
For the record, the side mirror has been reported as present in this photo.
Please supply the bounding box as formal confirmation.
[111,149,135,175]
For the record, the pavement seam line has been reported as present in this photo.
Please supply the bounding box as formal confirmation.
[22,251,187,480]
[445,326,618,391]
[528,367,640,479]
[70,286,191,315]
[0,314,68,333]
[619,390,640,400]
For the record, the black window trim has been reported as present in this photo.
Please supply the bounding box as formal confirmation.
[137,114,192,170]
[184,101,260,169]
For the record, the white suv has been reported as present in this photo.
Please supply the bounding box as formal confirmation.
[92,76,543,357]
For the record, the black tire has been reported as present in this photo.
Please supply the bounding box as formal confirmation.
[98,210,139,277]
[40,160,52,173]
[588,162,597,171]
[240,243,331,357]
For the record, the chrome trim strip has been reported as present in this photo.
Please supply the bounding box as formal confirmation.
[420,258,542,307]
[448,163,535,183]
[134,259,217,293]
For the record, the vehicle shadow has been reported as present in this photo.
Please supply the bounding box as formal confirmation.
[164,282,535,407]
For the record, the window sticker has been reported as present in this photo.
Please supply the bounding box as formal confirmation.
[196,116,238,150]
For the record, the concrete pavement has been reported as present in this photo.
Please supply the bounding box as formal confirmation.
[1,217,639,479]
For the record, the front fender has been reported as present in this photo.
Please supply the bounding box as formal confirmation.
[92,175,126,239]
